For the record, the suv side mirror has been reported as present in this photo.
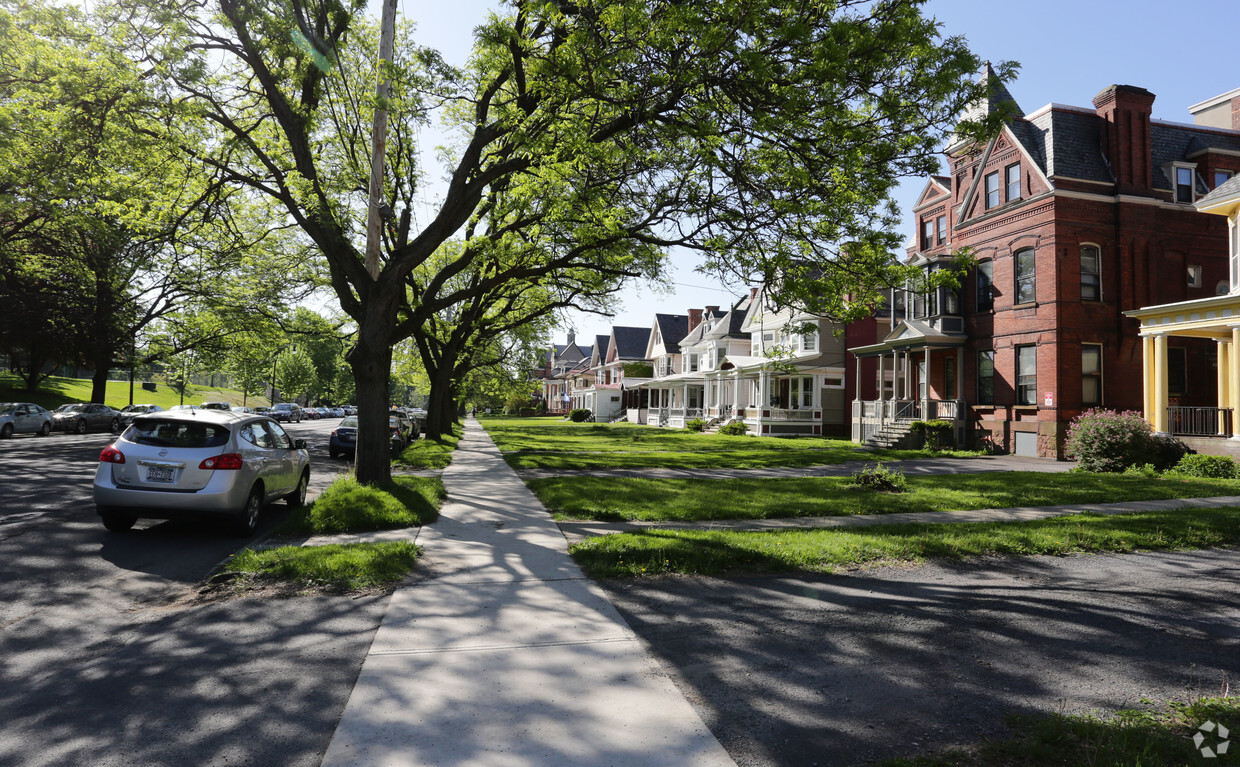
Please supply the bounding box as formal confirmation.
[293,439,307,450]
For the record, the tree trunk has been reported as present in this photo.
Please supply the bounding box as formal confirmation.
[90,343,114,404]
[424,362,455,441]
[347,323,394,486]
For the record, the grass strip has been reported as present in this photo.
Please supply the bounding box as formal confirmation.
[395,424,461,469]
[280,475,444,535]
[532,472,1240,521]
[569,507,1240,577]
[881,696,1240,766]
[221,541,419,593]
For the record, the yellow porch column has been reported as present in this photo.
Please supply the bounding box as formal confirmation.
[1232,326,1240,438]
[1219,340,1230,436]
[1153,333,1168,434]
[1142,335,1154,427]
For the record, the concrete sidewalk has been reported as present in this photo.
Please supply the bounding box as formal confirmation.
[321,419,736,767]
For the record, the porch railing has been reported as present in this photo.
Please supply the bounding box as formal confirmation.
[767,408,816,420]
[1168,407,1233,438]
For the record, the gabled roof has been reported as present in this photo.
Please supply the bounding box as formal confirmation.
[847,319,966,357]
[610,326,651,360]
[679,308,729,348]
[590,335,610,367]
[652,314,689,354]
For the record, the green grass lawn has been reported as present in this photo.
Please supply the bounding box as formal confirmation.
[280,475,444,535]
[531,472,1240,521]
[481,417,976,469]
[0,371,268,411]
[221,541,419,594]
[395,424,461,469]
[569,506,1240,577]
[881,697,1240,766]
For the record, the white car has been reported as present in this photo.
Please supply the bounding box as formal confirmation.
[93,409,310,535]
[0,402,52,438]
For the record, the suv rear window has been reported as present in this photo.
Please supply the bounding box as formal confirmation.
[126,420,230,448]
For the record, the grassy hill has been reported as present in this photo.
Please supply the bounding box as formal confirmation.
[0,372,271,411]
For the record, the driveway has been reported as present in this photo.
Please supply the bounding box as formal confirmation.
[598,548,1240,766]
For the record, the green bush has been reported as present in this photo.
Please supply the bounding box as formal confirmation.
[1170,453,1239,479]
[568,408,593,423]
[849,463,908,493]
[910,419,953,451]
[1065,409,1158,473]
[717,420,748,436]
[281,476,443,534]
[1122,463,1160,478]
[685,418,707,432]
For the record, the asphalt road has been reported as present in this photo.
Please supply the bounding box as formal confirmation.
[600,549,1240,766]
[0,418,384,767]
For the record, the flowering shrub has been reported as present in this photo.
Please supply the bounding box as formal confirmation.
[1065,409,1188,472]
[1170,454,1239,479]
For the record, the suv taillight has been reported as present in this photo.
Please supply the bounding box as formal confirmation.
[100,445,125,464]
[200,453,244,470]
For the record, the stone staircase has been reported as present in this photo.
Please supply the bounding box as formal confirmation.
[863,421,919,449]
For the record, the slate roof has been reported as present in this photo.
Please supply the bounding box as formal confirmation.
[1010,103,1240,190]
[593,335,610,361]
[653,314,690,354]
[611,326,651,360]
[680,308,730,347]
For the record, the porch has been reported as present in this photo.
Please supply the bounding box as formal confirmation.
[848,320,969,446]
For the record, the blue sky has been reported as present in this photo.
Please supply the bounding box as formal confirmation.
[397,0,1238,340]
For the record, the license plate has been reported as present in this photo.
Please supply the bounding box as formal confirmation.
[146,466,175,482]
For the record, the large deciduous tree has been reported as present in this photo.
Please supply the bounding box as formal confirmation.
[117,0,1007,483]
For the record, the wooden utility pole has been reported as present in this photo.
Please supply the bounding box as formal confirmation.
[364,0,398,280]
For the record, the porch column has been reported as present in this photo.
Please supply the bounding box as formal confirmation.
[956,346,964,400]
[1142,335,1154,426]
[923,344,932,414]
[1218,339,1230,436]
[1232,326,1240,438]
[854,355,862,400]
[1152,333,1168,434]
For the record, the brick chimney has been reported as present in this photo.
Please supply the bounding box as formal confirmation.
[687,308,703,332]
[749,287,759,302]
[705,305,720,315]
[566,330,576,347]
[1093,84,1156,194]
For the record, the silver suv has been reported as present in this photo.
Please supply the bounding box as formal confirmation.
[93,409,310,535]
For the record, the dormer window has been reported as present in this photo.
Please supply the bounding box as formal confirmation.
[1175,165,1196,203]
[1215,170,1234,189]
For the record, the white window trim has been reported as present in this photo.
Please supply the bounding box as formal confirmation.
[1170,162,1198,204]
[1080,242,1102,302]
[1082,342,1104,408]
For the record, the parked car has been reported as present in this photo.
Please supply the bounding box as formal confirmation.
[114,404,163,431]
[303,407,321,420]
[328,406,344,418]
[252,406,272,416]
[328,416,404,459]
[93,409,310,535]
[201,401,231,411]
[389,410,418,442]
[270,403,302,423]
[52,402,120,434]
[312,407,329,419]
[0,402,52,438]
[342,405,356,416]
[328,416,358,459]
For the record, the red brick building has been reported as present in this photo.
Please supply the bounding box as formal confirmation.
[851,73,1240,457]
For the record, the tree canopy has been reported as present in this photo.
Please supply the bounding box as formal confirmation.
[104,0,1008,482]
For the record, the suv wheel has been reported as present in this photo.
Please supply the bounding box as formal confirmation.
[285,470,309,507]
[230,486,264,537]
[99,508,136,532]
